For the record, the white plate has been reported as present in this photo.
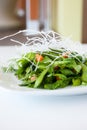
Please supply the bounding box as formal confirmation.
[0,68,87,96]
[0,72,87,96]
[0,45,87,96]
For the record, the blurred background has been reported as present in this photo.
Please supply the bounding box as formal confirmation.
[0,0,87,43]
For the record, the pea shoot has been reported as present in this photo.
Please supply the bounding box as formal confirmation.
[3,48,87,89]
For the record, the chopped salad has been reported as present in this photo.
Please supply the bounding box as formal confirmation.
[3,47,87,89]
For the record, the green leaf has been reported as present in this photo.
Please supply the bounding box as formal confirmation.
[81,64,87,83]
[34,68,49,88]
[72,78,81,86]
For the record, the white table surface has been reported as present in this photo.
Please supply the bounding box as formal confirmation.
[0,46,87,130]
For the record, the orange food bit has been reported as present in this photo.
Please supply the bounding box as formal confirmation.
[62,52,68,58]
[56,76,61,80]
[36,54,44,62]
[54,66,59,70]
[30,75,37,81]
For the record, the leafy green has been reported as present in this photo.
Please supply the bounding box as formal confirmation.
[3,48,87,90]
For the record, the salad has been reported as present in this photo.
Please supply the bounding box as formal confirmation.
[3,47,87,90]
[1,30,87,90]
